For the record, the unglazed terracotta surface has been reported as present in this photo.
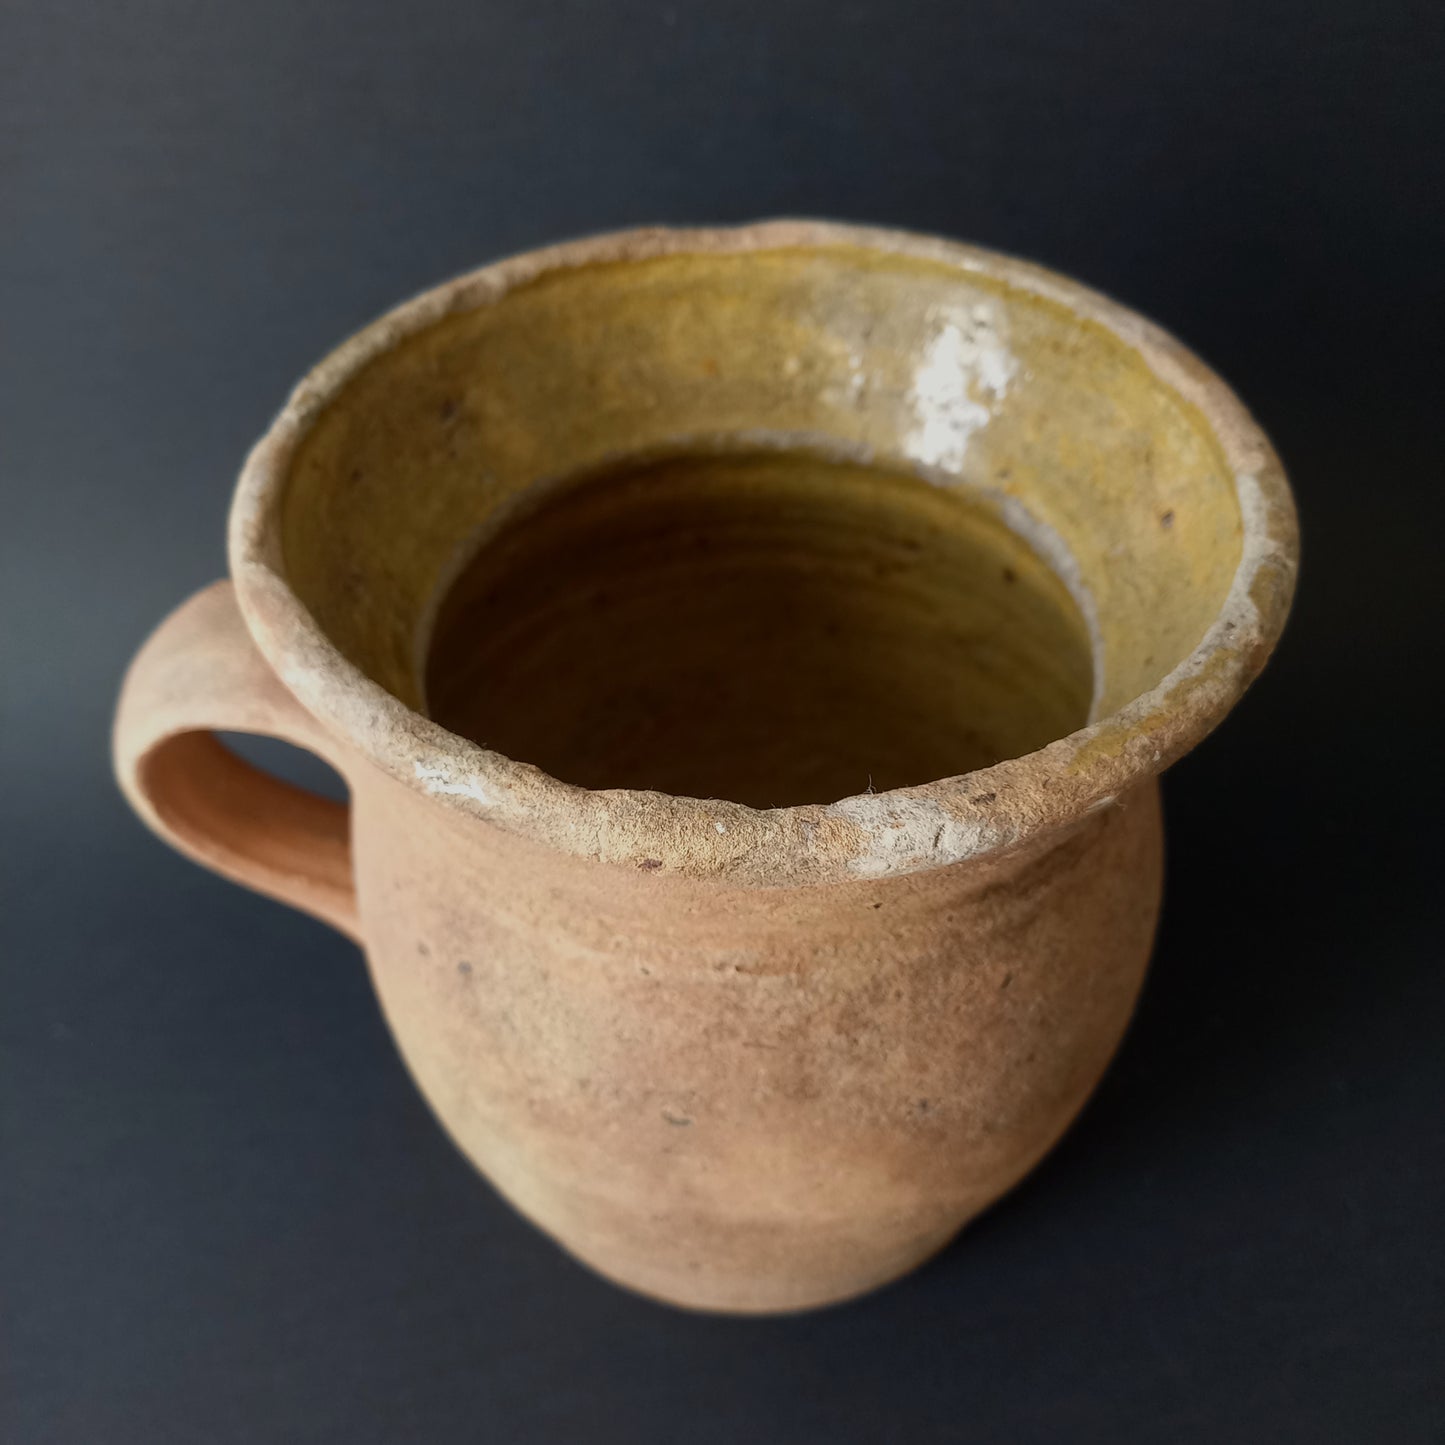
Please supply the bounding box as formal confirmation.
[114,222,1298,1313]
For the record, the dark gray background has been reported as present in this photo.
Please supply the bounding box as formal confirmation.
[3,1,1443,1440]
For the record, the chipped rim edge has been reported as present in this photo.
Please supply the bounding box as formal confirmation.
[228,220,1299,889]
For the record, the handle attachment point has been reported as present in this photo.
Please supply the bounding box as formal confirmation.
[114,580,360,942]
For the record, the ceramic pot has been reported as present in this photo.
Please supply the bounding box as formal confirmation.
[114,222,1298,1313]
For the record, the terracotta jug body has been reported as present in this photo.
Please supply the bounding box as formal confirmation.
[115,223,1297,1313]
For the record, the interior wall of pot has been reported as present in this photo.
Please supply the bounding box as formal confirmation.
[276,246,1244,796]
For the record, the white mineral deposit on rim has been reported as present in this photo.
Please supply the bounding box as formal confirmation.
[905,300,1018,472]
[827,793,1011,877]
[413,759,498,807]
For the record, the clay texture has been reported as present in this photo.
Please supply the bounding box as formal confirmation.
[114,222,1298,1313]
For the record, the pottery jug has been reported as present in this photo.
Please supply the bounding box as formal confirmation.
[114,222,1297,1313]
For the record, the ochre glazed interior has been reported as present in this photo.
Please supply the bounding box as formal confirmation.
[279,246,1244,805]
[425,448,1094,807]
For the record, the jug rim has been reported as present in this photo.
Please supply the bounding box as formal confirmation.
[229,220,1298,887]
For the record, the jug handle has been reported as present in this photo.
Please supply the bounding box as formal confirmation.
[113,579,360,942]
